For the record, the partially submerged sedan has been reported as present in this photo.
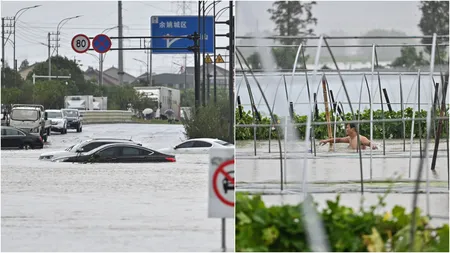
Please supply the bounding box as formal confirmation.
[51,143,176,163]
[39,138,141,161]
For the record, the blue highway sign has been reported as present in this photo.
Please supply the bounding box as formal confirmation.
[93,34,112,54]
[151,15,214,54]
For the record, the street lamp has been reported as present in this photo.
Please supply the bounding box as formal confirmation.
[8,5,41,72]
[55,15,82,56]
[133,58,149,84]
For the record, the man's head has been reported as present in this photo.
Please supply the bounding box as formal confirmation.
[346,123,357,136]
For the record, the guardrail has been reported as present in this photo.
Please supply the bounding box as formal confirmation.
[79,110,133,124]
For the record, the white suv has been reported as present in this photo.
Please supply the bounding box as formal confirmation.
[46,109,68,134]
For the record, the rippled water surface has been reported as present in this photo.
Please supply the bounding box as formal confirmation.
[236,139,449,227]
[2,124,234,252]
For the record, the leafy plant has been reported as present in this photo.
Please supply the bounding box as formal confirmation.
[236,107,449,140]
[236,192,449,252]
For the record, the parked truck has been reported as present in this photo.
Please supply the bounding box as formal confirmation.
[8,104,52,142]
[64,95,94,111]
[93,97,108,110]
[134,86,181,120]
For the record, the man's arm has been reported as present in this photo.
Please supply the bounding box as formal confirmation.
[360,136,378,149]
[319,137,350,145]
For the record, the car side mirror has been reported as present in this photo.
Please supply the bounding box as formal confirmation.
[174,146,178,150]
[44,112,48,120]
[76,148,84,153]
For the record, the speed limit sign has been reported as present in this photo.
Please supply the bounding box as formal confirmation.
[71,34,90,54]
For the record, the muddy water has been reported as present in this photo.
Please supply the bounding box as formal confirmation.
[2,124,234,252]
[236,139,449,227]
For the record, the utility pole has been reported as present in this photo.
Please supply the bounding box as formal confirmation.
[4,17,14,85]
[48,32,59,80]
[2,18,5,86]
[118,0,124,85]
[47,32,51,80]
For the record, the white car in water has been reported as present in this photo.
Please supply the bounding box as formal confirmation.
[46,109,68,134]
[158,138,234,155]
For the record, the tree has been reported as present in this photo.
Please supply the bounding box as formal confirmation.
[391,46,427,69]
[19,59,29,71]
[2,67,25,89]
[247,52,262,70]
[267,1,317,70]
[418,1,449,64]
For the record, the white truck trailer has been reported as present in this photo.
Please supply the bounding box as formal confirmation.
[93,97,108,110]
[64,95,94,111]
[134,86,181,119]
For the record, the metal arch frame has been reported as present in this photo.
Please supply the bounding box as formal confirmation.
[234,33,449,250]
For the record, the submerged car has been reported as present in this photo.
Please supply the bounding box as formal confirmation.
[158,138,234,154]
[1,125,44,149]
[51,143,176,163]
[62,109,83,132]
[39,138,141,160]
[46,109,68,134]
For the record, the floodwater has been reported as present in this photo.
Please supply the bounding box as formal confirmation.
[1,124,235,252]
[236,139,449,227]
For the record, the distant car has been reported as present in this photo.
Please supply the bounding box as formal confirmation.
[51,143,176,163]
[39,138,142,161]
[158,138,234,154]
[45,109,68,134]
[62,109,83,132]
[1,125,44,149]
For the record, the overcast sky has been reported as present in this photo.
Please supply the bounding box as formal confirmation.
[236,1,422,36]
[2,1,232,77]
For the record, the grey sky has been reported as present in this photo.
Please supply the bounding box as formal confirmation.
[2,1,231,77]
[237,1,422,36]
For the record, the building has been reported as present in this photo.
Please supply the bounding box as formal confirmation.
[83,66,136,86]
[133,64,229,89]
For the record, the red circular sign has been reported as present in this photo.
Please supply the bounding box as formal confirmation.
[71,34,90,54]
[212,159,235,207]
[92,34,112,54]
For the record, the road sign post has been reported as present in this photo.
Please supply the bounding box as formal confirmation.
[151,16,214,54]
[71,34,90,54]
[209,147,234,252]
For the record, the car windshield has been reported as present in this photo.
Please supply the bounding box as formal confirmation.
[63,110,78,117]
[47,111,62,118]
[214,140,233,146]
[11,109,39,121]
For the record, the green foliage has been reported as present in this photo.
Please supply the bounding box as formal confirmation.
[1,60,157,112]
[236,107,449,140]
[418,1,449,64]
[181,99,232,142]
[391,46,428,69]
[2,67,25,89]
[180,88,229,107]
[236,192,449,252]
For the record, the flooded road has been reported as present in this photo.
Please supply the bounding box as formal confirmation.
[236,139,449,227]
[2,124,235,252]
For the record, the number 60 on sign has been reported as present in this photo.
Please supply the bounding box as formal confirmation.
[71,34,90,54]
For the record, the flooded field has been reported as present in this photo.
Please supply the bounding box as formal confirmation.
[1,124,234,252]
[236,139,449,227]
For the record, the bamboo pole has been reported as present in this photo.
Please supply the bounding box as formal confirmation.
[322,75,333,151]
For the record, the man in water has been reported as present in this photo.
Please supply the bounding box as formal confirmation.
[319,123,378,150]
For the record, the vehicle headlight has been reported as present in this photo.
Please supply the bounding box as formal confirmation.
[52,157,68,163]
[30,127,40,133]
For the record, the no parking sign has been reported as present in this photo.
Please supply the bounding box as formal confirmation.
[208,147,234,218]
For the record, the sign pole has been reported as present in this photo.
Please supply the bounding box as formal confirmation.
[221,218,226,252]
